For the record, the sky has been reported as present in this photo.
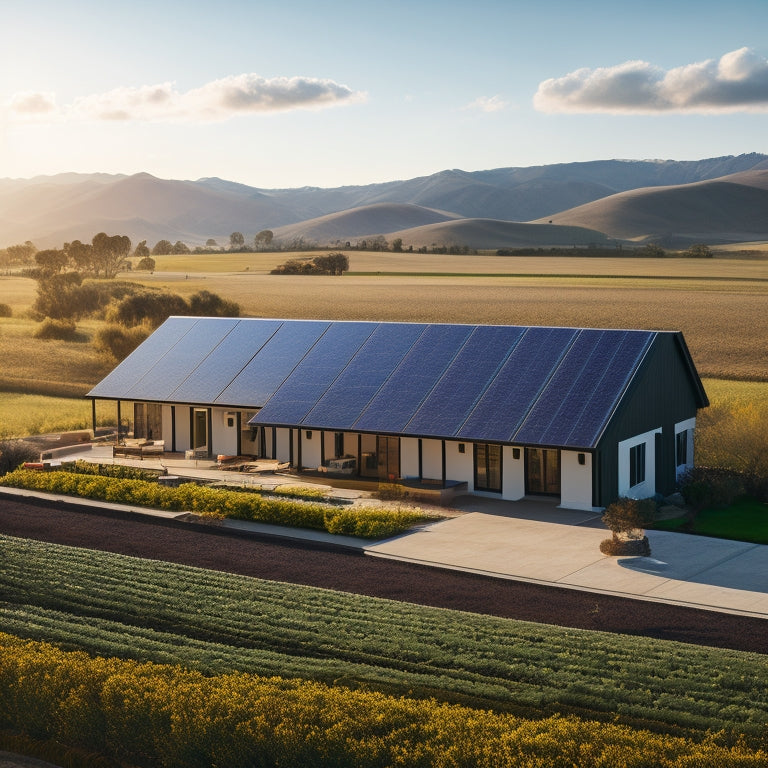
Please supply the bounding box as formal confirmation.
[1,0,767,189]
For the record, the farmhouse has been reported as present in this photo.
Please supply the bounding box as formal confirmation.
[88,317,708,510]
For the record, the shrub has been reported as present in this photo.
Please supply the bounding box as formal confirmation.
[106,290,188,327]
[189,290,240,317]
[136,255,156,271]
[0,440,39,475]
[601,497,656,556]
[93,324,150,361]
[0,303,12,317]
[678,466,748,512]
[33,318,78,341]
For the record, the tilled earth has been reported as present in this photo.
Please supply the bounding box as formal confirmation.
[1,494,766,654]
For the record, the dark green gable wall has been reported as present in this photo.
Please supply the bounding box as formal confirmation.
[593,333,708,507]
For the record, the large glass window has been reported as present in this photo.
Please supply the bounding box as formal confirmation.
[525,447,560,495]
[475,443,502,492]
[377,436,400,481]
[630,443,646,487]
[676,430,688,467]
[133,403,162,441]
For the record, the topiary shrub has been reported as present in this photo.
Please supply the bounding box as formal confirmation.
[600,496,656,557]
[33,318,78,341]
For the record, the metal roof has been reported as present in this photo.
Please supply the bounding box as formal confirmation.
[88,316,661,449]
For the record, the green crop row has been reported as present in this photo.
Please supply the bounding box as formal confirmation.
[2,534,767,746]
[0,468,429,538]
[3,632,767,768]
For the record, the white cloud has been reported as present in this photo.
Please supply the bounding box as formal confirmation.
[534,47,768,114]
[6,91,57,115]
[462,95,508,113]
[7,74,366,122]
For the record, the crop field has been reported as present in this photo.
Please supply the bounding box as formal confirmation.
[2,534,767,746]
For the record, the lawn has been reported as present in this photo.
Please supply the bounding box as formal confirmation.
[654,497,768,544]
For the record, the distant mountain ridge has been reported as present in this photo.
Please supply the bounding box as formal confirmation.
[1,153,766,249]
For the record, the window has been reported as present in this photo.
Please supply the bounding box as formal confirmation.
[475,443,502,492]
[334,432,344,458]
[676,430,688,467]
[629,443,646,488]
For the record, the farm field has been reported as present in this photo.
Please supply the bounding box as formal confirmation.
[2,532,767,746]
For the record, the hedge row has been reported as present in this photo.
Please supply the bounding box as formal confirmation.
[0,469,428,538]
[2,633,766,768]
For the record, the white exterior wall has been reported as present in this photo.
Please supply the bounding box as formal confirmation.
[618,427,662,499]
[560,450,594,510]
[675,417,696,478]
[301,430,322,469]
[175,406,191,451]
[400,437,420,479]
[275,428,292,462]
[421,439,443,481]
[445,441,473,488]
[213,408,239,457]
[501,445,525,500]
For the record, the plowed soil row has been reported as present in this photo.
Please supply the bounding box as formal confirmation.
[1,495,766,654]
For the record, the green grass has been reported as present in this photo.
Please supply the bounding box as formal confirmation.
[654,498,768,544]
[0,393,115,439]
[1,534,767,745]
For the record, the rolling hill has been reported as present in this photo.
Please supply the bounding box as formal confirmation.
[1,154,767,250]
[536,169,768,245]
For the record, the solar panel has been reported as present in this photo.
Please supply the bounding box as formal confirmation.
[405,325,528,437]
[514,330,654,448]
[253,322,376,425]
[355,323,472,433]
[88,317,199,399]
[458,327,580,442]
[301,323,426,429]
[218,320,330,407]
[126,318,241,401]
[560,330,654,447]
[169,318,283,404]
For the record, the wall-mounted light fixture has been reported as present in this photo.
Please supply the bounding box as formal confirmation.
[578,453,586,466]
[305,431,313,439]
[512,447,521,460]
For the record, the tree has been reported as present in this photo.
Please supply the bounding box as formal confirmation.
[205,238,218,248]
[66,240,94,274]
[5,241,37,266]
[392,237,403,253]
[229,231,245,250]
[152,240,173,256]
[171,240,191,254]
[685,243,713,258]
[34,248,68,276]
[92,233,131,278]
[254,230,274,250]
[134,240,150,259]
[136,256,156,272]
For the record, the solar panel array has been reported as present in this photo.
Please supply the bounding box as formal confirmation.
[88,316,656,448]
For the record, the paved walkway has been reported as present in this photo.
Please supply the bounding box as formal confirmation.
[366,496,768,619]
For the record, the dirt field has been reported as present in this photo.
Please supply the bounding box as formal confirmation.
[1,495,766,655]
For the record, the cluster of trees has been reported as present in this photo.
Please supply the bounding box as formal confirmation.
[270,252,349,275]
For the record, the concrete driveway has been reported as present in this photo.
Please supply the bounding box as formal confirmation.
[365,496,768,618]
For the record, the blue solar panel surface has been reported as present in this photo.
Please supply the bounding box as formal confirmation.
[354,324,471,433]
[457,326,579,442]
[127,318,241,401]
[406,325,529,437]
[217,320,329,407]
[170,318,282,404]
[304,323,425,429]
[254,322,376,425]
